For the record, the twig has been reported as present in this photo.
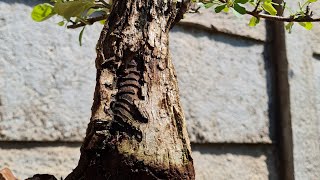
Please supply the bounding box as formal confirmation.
[246,11,320,22]
[189,6,201,13]
[67,14,108,29]
[253,0,261,13]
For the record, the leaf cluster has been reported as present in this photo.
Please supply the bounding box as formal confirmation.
[192,0,277,18]
[31,0,320,45]
[193,0,319,31]
[31,0,112,45]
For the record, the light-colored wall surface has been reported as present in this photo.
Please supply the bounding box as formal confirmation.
[0,0,319,179]
[0,1,99,141]
[286,24,320,180]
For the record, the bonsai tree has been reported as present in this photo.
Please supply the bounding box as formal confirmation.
[24,0,319,179]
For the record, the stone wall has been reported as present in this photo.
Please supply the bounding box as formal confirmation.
[0,0,319,179]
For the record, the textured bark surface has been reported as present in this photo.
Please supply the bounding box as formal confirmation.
[66,0,195,179]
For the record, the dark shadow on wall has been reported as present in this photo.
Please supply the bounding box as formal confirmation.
[265,18,294,180]
[263,30,277,145]
[173,24,263,48]
[263,31,280,180]
[0,0,47,6]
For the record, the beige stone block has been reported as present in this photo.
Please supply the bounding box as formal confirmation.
[0,144,80,179]
[0,1,98,141]
[181,9,266,42]
[192,144,278,180]
[284,9,320,179]
[171,26,272,143]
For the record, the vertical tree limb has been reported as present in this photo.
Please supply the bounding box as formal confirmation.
[66,0,195,179]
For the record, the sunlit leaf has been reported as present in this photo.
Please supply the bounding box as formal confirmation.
[299,22,313,30]
[262,1,277,15]
[100,19,106,24]
[223,6,229,13]
[248,16,260,27]
[285,22,294,33]
[54,0,95,19]
[31,3,56,22]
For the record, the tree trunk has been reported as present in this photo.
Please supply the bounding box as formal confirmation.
[66,0,194,179]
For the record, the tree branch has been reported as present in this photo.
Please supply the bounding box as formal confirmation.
[173,0,191,27]
[246,11,320,22]
[66,3,320,29]
[67,14,108,29]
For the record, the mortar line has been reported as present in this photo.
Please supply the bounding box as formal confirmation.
[0,141,274,148]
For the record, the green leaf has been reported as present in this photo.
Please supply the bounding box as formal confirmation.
[285,22,294,33]
[248,16,260,27]
[234,0,249,4]
[223,7,230,13]
[215,4,226,13]
[299,22,313,30]
[262,1,277,15]
[233,3,246,15]
[308,0,317,2]
[79,26,86,46]
[31,3,56,22]
[54,0,95,19]
[57,21,65,26]
[85,8,109,17]
[100,19,106,24]
[204,3,214,8]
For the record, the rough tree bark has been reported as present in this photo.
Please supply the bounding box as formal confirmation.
[65,0,195,179]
